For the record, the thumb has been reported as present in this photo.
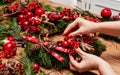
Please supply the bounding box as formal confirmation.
[75,48,86,57]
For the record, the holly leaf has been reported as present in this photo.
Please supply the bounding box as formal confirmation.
[43,5,54,12]
[40,2,45,8]
[56,7,63,12]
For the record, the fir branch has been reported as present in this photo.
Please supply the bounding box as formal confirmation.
[39,2,45,8]
[20,51,36,75]
[0,0,6,5]
[38,71,46,75]
[81,11,98,19]
[7,18,22,40]
[99,33,120,42]
[38,48,53,68]
[56,19,73,30]
[0,22,10,40]
[92,40,106,56]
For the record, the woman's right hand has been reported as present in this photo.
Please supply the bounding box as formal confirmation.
[69,48,116,75]
[63,18,97,36]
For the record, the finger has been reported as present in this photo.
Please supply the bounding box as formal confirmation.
[63,19,79,36]
[75,48,86,57]
[69,62,77,71]
[68,29,81,36]
[69,55,79,67]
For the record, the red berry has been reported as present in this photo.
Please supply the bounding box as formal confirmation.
[23,21,29,26]
[17,14,25,21]
[101,8,112,19]
[35,20,41,25]
[18,21,22,25]
[112,15,119,20]
[26,12,33,18]
[21,8,28,14]
[64,17,71,21]
[35,8,45,16]
[72,14,79,20]
[16,63,21,67]
[32,63,40,72]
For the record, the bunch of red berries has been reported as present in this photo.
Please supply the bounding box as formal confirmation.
[60,8,79,21]
[112,12,120,20]
[0,36,17,58]
[0,61,24,75]
[48,8,79,22]
[48,12,63,22]
[17,2,45,32]
[59,36,80,55]
[7,1,20,13]
[85,16,100,22]
[82,34,94,45]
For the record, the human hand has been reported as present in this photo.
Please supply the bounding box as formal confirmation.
[69,48,116,75]
[63,18,97,36]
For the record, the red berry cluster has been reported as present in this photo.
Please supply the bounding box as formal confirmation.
[0,61,24,75]
[112,12,120,20]
[0,36,17,58]
[60,8,79,21]
[82,34,94,45]
[48,12,63,22]
[85,16,100,22]
[48,8,79,22]
[60,36,80,55]
[17,2,45,32]
[27,2,41,11]
[7,1,20,13]
[15,63,24,75]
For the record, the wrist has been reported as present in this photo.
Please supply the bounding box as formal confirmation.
[97,59,116,75]
[89,22,99,33]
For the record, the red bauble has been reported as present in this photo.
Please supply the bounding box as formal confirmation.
[3,41,16,51]
[35,8,45,16]
[101,8,112,18]
[61,41,69,48]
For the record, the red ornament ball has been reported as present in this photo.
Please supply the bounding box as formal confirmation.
[101,8,112,19]
[35,8,45,16]
[61,41,69,48]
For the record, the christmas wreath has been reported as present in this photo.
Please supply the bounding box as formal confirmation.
[1,0,120,75]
